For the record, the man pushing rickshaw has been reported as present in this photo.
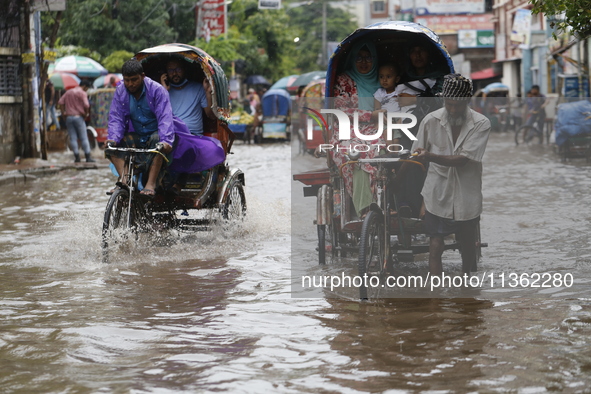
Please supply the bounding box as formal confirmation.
[293,21,490,298]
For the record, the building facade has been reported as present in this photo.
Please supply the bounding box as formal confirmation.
[0,0,26,163]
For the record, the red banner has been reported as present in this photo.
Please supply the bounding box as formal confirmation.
[197,0,226,40]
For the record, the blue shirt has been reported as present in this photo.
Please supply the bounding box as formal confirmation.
[168,80,208,135]
[129,84,158,141]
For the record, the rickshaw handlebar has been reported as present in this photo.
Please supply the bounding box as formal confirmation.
[358,157,401,164]
[105,143,169,162]
[105,142,164,153]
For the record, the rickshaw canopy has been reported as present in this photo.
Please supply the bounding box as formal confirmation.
[325,21,454,97]
[134,43,234,155]
[135,43,231,119]
[482,82,509,95]
[262,89,291,117]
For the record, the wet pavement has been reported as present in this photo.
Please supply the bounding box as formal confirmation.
[2,136,591,392]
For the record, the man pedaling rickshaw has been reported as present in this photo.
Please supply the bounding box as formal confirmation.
[105,59,225,197]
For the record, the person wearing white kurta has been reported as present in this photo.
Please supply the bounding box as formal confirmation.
[412,75,491,276]
[413,107,490,221]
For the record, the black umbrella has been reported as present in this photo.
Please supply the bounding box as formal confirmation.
[245,75,271,85]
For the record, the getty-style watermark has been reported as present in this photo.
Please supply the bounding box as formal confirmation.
[304,107,418,153]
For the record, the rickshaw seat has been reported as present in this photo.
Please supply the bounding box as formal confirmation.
[203,121,235,155]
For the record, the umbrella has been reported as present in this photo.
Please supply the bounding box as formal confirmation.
[288,71,326,92]
[93,73,123,89]
[302,78,326,98]
[245,75,271,85]
[49,55,108,78]
[269,74,299,91]
[49,72,80,90]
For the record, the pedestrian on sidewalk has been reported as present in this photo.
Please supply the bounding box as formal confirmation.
[45,79,59,130]
[58,80,95,162]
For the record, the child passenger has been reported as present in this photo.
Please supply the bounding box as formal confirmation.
[372,63,403,144]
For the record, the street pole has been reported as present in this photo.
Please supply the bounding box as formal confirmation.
[321,0,327,67]
[20,0,36,158]
[34,11,48,160]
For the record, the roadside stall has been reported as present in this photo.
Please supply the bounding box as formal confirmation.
[228,106,255,143]
[87,88,116,148]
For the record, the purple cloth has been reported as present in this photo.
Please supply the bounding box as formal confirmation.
[108,77,225,173]
[169,117,226,173]
[108,77,175,146]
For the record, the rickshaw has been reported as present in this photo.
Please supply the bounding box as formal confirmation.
[253,88,291,143]
[297,78,326,155]
[101,43,246,262]
[473,82,511,132]
[554,99,591,162]
[293,21,485,297]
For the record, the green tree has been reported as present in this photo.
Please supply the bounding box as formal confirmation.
[102,50,135,73]
[53,44,102,62]
[57,0,176,57]
[42,0,359,80]
[165,0,199,43]
[224,0,297,80]
[286,2,358,72]
[530,0,591,38]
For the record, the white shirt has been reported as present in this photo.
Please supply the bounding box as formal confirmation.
[395,78,437,112]
[374,88,401,112]
[412,107,491,221]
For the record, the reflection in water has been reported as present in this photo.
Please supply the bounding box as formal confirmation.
[321,298,492,392]
[2,139,591,391]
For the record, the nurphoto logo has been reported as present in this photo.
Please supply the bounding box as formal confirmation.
[304,107,418,153]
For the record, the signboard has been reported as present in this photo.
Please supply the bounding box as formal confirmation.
[415,14,494,34]
[400,0,484,15]
[43,49,57,63]
[458,30,494,48]
[259,0,281,9]
[562,75,590,98]
[197,0,226,40]
[22,52,35,64]
[511,9,531,44]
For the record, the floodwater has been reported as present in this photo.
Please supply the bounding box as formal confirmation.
[1,134,591,392]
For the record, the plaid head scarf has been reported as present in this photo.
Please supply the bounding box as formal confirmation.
[441,73,473,100]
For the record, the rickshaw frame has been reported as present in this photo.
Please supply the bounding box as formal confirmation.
[294,21,485,296]
[101,43,246,262]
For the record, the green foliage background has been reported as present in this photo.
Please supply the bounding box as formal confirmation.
[530,0,591,39]
[42,0,358,81]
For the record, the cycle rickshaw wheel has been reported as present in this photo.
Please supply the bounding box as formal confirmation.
[317,220,337,265]
[222,180,247,221]
[102,188,143,262]
[515,125,543,145]
[358,210,386,300]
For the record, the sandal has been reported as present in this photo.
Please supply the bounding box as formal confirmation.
[140,188,156,197]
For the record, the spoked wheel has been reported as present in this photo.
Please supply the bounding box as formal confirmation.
[515,125,542,145]
[358,210,386,300]
[456,222,482,273]
[102,188,131,262]
[222,180,247,221]
[317,221,336,265]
